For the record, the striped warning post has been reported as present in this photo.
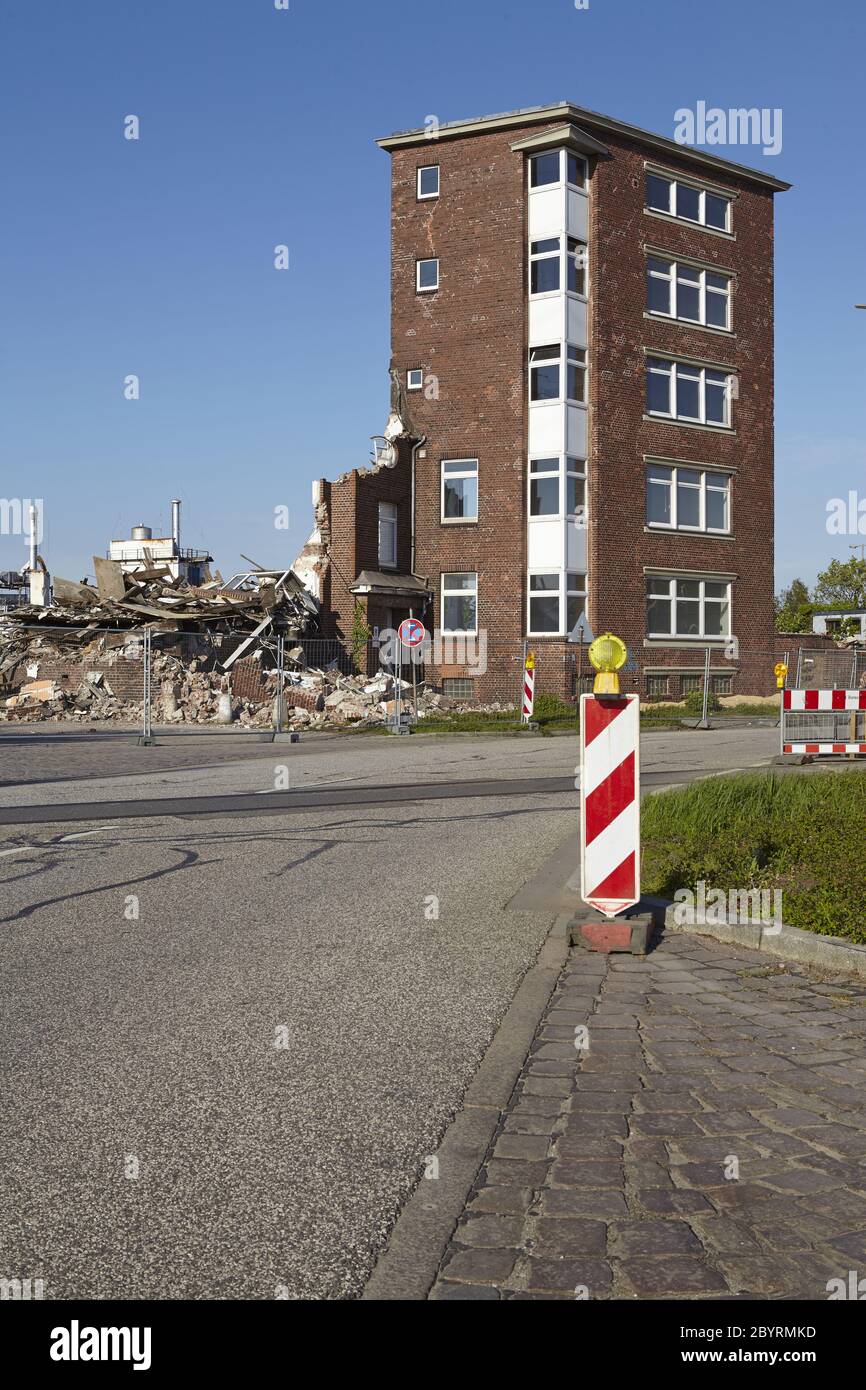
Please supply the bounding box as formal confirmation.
[579,693,640,918]
[521,654,536,722]
[784,743,866,755]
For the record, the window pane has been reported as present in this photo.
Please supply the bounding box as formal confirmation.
[530,595,559,632]
[531,364,560,400]
[704,582,728,599]
[443,459,477,474]
[706,486,728,530]
[678,580,701,598]
[568,240,586,294]
[530,573,559,591]
[444,478,477,520]
[647,271,671,315]
[705,193,729,229]
[530,476,559,516]
[676,599,701,635]
[566,475,585,514]
[647,365,671,414]
[531,238,560,254]
[444,595,476,631]
[677,479,701,527]
[676,369,700,419]
[417,259,438,289]
[704,601,728,636]
[531,257,560,294]
[567,362,585,403]
[648,577,672,595]
[676,272,700,320]
[418,166,439,197]
[567,571,586,590]
[679,468,701,486]
[531,152,560,187]
[566,596,585,631]
[530,344,559,360]
[530,457,559,474]
[705,290,728,328]
[444,572,475,590]
[705,379,727,424]
[676,183,701,221]
[647,597,672,633]
[567,153,585,187]
[706,272,728,291]
[647,477,671,524]
[646,173,671,212]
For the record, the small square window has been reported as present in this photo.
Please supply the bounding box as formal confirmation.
[530,151,561,187]
[416,258,439,292]
[417,165,439,199]
[680,674,702,694]
[646,674,670,700]
[442,677,475,700]
[407,369,423,391]
[567,153,587,188]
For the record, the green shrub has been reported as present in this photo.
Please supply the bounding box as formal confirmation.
[533,690,577,722]
[682,687,722,716]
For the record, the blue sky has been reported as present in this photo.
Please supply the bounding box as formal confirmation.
[1,0,863,592]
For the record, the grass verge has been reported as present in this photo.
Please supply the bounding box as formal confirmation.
[642,769,866,943]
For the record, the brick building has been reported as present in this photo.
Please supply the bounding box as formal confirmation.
[303,102,789,702]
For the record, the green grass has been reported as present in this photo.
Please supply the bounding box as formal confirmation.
[642,770,866,943]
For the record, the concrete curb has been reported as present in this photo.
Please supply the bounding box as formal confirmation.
[361,916,571,1301]
[664,906,866,979]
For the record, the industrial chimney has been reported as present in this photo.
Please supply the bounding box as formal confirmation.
[171,499,181,553]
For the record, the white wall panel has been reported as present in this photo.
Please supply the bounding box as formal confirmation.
[566,404,588,456]
[529,403,565,456]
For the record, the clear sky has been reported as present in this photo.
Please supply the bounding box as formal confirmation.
[1,0,863,592]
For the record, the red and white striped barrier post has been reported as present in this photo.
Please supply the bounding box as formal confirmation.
[781,688,866,755]
[580,692,641,917]
[521,650,536,724]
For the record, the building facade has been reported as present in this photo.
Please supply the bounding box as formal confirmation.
[307,103,788,701]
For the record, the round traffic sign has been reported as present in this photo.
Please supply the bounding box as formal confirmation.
[398,618,426,648]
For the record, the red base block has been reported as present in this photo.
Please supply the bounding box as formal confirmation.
[571,916,654,955]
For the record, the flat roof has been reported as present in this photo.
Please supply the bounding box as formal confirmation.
[377,101,790,192]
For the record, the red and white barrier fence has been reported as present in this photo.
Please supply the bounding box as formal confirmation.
[781,688,866,755]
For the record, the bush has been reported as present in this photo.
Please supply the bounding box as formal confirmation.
[533,690,576,722]
[682,686,722,716]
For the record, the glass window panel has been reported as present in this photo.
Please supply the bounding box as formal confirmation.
[647,477,671,524]
[568,240,586,294]
[646,173,671,212]
[530,477,559,516]
[443,459,477,474]
[706,486,728,530]
[648,577,672,595]
[678,580,701,598]
[417,259,438,289]
[677,479,701,527]
[566,475,585,514]
[530,345,559,360]
[675,369,700,419]
[705,193,729,229]
[444,595,476,631]
[567,153,586,187]
[706,272,728,291]
[678,468,701,486]
[531,364,560,400]
[676,270,701,320]
[531,573,559,591]
[567,572,586,590]
[530,596,560,633]
[567,596,585,632]
[444,572,475,590]
[676,599,701,635]
[705,291,728,328]
[676,183,701,221]
[647,272,671,315]
[531,238,560,254]
[443,478,477,520]
[418,166,439,197]
[704,601,728,636]
[704,582,728,599]
[531,152,561,187]
[647,597,672,633]
[530,457,559,474]
[567,362,585,403]
[647,366,671,414]
[531,257,560,294]
[705,379,727,424]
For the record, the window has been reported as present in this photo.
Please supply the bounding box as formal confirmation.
[680,673,703,694]
[407,368,423,391]
[416,258,439,292]
[442,572,477,634]
[646,172,731,232]
[530,238,561,295]
[646,575,731,639]
[417,165,439,199]
[568,346,587,403]
[566,572,587,634]
[712,674,733,695]
[646,674,670,700]
[530,238,587,297]
[530,344,561,401]
[647,357,732,427]
[646,463,730,533]
[647,256,731,330]
[441,459,478,523]
[378,502,397,569]
[441,677,475,700]
[529,573,560,634]
[566,457,586,520]
[530,149,588,188]
[529,458,559,516]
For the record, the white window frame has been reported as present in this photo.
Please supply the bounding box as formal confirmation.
[441,572,478,636]
[529,149,588,190]
[566,457,587,524]
[441,458,478,525]
[566,571,588,634]
[567,345,587,404]
[527,571,562,637]
[646,463,731,534]
[378,502,398,570]
[529,237,589,300]
[647,256,731,330]
[529,457,560,518]
[645,171,732,233]
[417,165,439,200]
[646,574,732,640]
[529,344,562,402]
[647,356,732,428]
[407,368,423,391]
[529,237,561,297]
[416,258,439,293]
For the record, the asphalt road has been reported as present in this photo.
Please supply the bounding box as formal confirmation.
[0,726,780,1299]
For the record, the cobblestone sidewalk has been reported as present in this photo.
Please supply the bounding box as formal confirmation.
[431,931,866,1300]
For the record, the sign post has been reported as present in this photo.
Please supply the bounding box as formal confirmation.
[395,618,426,735]
[521,650,536,723]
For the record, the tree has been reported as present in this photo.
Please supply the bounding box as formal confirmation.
[813,557,866,610]
[774,577,813,633]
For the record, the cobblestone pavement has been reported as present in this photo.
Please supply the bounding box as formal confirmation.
[431,931,866,1300]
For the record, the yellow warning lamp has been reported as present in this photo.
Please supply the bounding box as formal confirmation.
[588,633,628,694]
[774,662,788,690]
